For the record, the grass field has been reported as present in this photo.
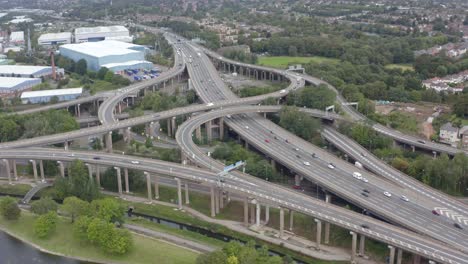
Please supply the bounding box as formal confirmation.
[384,64,414,71]
[257,56,339,69]
[0,211,199,264]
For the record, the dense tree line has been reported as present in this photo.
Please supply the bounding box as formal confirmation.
[197,240,293,264]
[278,106,322,142]
[286,84,336,110]
[0,110,79,142]
[222,49,258,64]
[212,142,280,181]
[153,20,220,50]
[414,54,468,79]
[140,91,191,112]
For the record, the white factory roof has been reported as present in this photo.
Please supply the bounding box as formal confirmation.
[75,25,129,35]
[38,32,72,41]
[10,18,33,24]
[21,87,83,98]
[60,40,142,57]
[0,65,51,75]
[101,60,151,69]
[10,31,24,42]
[0,77,41,88]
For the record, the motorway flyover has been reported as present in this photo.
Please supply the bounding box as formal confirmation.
[176,42,468,252]
[0,147,467,264]
[204,46,466,156]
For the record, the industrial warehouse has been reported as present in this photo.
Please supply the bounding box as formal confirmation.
[0,65,59,78]
[20,87,83,104]
[74,25,131,43]
[59,40,153,72]
[37,32,72,46]
[0,77,41,98]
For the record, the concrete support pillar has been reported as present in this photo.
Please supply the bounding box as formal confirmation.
[396,248,403,264]
[30,160,38,182]
[167,119,172,137]
[359,235,366,257]
[432,151,437,159]
[64,141,69,151]
[210,186,216,217]
[184,182,190,204]
[388,245,395,264]
[124,127,132,143]
[154,176,159,199]
[77,104,81,117]
[39,160,45,182]
[12,160,17,180]
[219,189,224,209]
[124,168,129,193]
[412,254,421,264]
[106,132,113,153]
[57,161,65,178]
[243,197,249,226]
[294,174,301,186]
[219,117,224,140]
[2,159,12,184]
[289,209,294,231]
[315,219,322,250]
[270,159,276,171]
[350,231,357,263]
[250,203,255,224]
[206,120,212,142]
[215,188,220,214]
[255,202,261,227]
[265,205,270,224]
[324,194,331,244]
[175,178,182,210]
[85,163,93,180]
[114,167,122,195]
[245,141,249,149]
[411,145,415,152]
[195,126,202,142]
[279,208,284,237]
[145,172,152,202]
[94,165,100,187]
[171,117,177,136]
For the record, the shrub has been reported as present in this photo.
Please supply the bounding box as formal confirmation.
[0,196,21,220]
[30,197,58,215]
[33,211,58,239]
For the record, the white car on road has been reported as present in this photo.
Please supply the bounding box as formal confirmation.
[131,161,140,164]
[383,191,392,197]
[303,161,310,166]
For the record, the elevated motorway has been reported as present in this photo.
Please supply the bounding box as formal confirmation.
[175,104,468,253]
[177,41,468,253]
[204,47,466,156]
[0,148,466,264]
[0,104,336,149]
[322,127,468,220]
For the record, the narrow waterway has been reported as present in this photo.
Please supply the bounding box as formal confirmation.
[0,231,92,264]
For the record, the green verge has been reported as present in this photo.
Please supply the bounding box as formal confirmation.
[0,184,32,196]
[257,56,339,69]
[384,64,414,71]
[0,210,198,264]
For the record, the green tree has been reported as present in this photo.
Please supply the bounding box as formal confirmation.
[30,197,58,215]
[54,160,100,201]
[279,106,321,141]
[62,196,91,223]
[75,59,87,75]
[90,198,125,223]
[33,211,58,239]
[97,67,109,80]
[0,196,20,220]
[104,71,114,82]
[86,217,133,254]
[73,215,93,241]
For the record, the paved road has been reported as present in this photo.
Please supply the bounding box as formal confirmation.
[175,41,468,255]
[0,148,466,264]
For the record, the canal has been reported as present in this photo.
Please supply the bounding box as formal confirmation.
[0,231,92,264]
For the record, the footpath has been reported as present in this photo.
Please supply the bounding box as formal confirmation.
[114,192,380,263]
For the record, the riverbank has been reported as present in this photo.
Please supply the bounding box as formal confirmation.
[0,211,199,264]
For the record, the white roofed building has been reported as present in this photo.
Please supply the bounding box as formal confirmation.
[74,25,131,43]
[59,40,152,72]
[10,31,24,45]
[0,77,41,98]
[0,65,54,78]
[21,87,83,104]
[38,32,72,46]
